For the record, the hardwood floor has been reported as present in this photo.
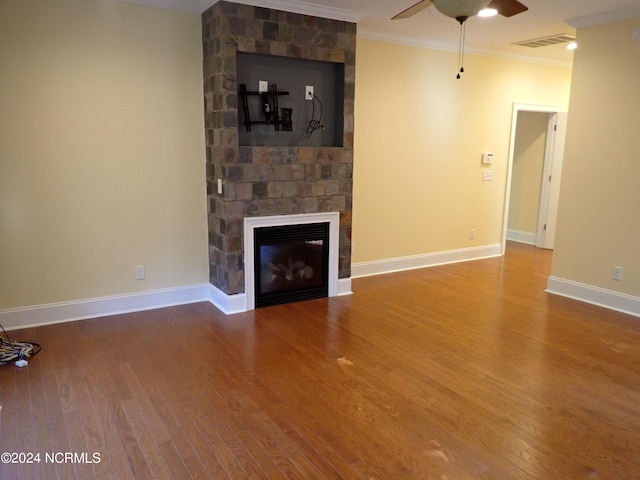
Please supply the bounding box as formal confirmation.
[2,242,640,479]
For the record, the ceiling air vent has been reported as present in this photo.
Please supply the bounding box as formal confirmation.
[513,34,576,48]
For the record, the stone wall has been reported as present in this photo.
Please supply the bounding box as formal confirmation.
[202,1,356,296]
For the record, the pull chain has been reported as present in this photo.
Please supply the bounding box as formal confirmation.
[457,20,466,79]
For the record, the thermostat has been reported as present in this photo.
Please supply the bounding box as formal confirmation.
[482,153,494,164]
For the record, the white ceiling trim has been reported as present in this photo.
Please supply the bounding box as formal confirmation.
[567,5,640,29]
[121,0,365,21]
[214,0,364,23]
[357,29,573,69]
[120,0,211,13]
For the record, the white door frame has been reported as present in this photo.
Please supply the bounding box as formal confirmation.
[535,114,559,248]
[540,112,567,250]
[501,103,565,254]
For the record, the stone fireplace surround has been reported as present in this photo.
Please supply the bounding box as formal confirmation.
[202,1,356,313]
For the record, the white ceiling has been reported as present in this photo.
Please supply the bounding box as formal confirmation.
[124,0,640,67]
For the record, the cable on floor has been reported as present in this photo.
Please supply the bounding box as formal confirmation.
[0,323,41,366]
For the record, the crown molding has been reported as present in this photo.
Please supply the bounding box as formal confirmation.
[211,0,364,22]
[120,0,365,21]
[120,0,212,13]
[567,5,640,29]
[357,29,573,69]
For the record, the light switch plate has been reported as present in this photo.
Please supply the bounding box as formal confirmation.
[482,170,495,181]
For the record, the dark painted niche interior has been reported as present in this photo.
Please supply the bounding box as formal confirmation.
[237,52,345,147]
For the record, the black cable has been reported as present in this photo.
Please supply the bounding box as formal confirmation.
[306,92,325,136]
[0,323,41,366]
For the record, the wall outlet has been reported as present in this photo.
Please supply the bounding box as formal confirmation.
[469,229,475,240]
[305,85,314,100]
[258,80,268,93]
[612,266,623,281]
[135,265,146,281]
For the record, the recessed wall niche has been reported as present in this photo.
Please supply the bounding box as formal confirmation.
[237,52,344,147]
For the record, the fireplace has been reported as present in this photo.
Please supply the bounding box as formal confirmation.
[244,213,340,310]
[254,222,329,308]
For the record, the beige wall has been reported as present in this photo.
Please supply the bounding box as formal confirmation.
[0,1,578,313]
[551,18,640,295]
[0,0,208,309]
[508,111,548,234]
[352,38,572,263]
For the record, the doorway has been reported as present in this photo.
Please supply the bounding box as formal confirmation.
[501,104,567,254]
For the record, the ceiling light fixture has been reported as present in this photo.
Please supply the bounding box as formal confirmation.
[478,8,498,17]
[566,42,578,50]
[427,1,493,79]
[431,0,491,23]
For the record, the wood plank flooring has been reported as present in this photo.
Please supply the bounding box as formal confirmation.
[2,242,640,479]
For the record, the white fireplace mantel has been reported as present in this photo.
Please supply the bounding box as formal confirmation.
[244,212,340,311]
[207,212,352,315]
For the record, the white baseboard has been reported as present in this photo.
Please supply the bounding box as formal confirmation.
[351,244,502,278]
[0,277,355,331]
[506,229,536,245]
[8,269,635,332]
[208,277,352,315]
[546,276,640,318]
[0,284,212,331]
[208,284,247,315]
[338,278,353,296]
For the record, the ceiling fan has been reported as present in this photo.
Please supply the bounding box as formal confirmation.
[392,0,529,79]
[393,0,528,23]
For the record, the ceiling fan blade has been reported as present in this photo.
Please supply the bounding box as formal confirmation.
[392,0,432,20]
[488,0,528,17]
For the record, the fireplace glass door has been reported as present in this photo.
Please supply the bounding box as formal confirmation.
[254,222,329,308]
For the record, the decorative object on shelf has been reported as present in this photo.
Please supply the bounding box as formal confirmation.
[239,83,291,132]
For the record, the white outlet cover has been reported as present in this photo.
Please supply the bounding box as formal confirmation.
[135,265,146,280]
[613,266,623,281]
